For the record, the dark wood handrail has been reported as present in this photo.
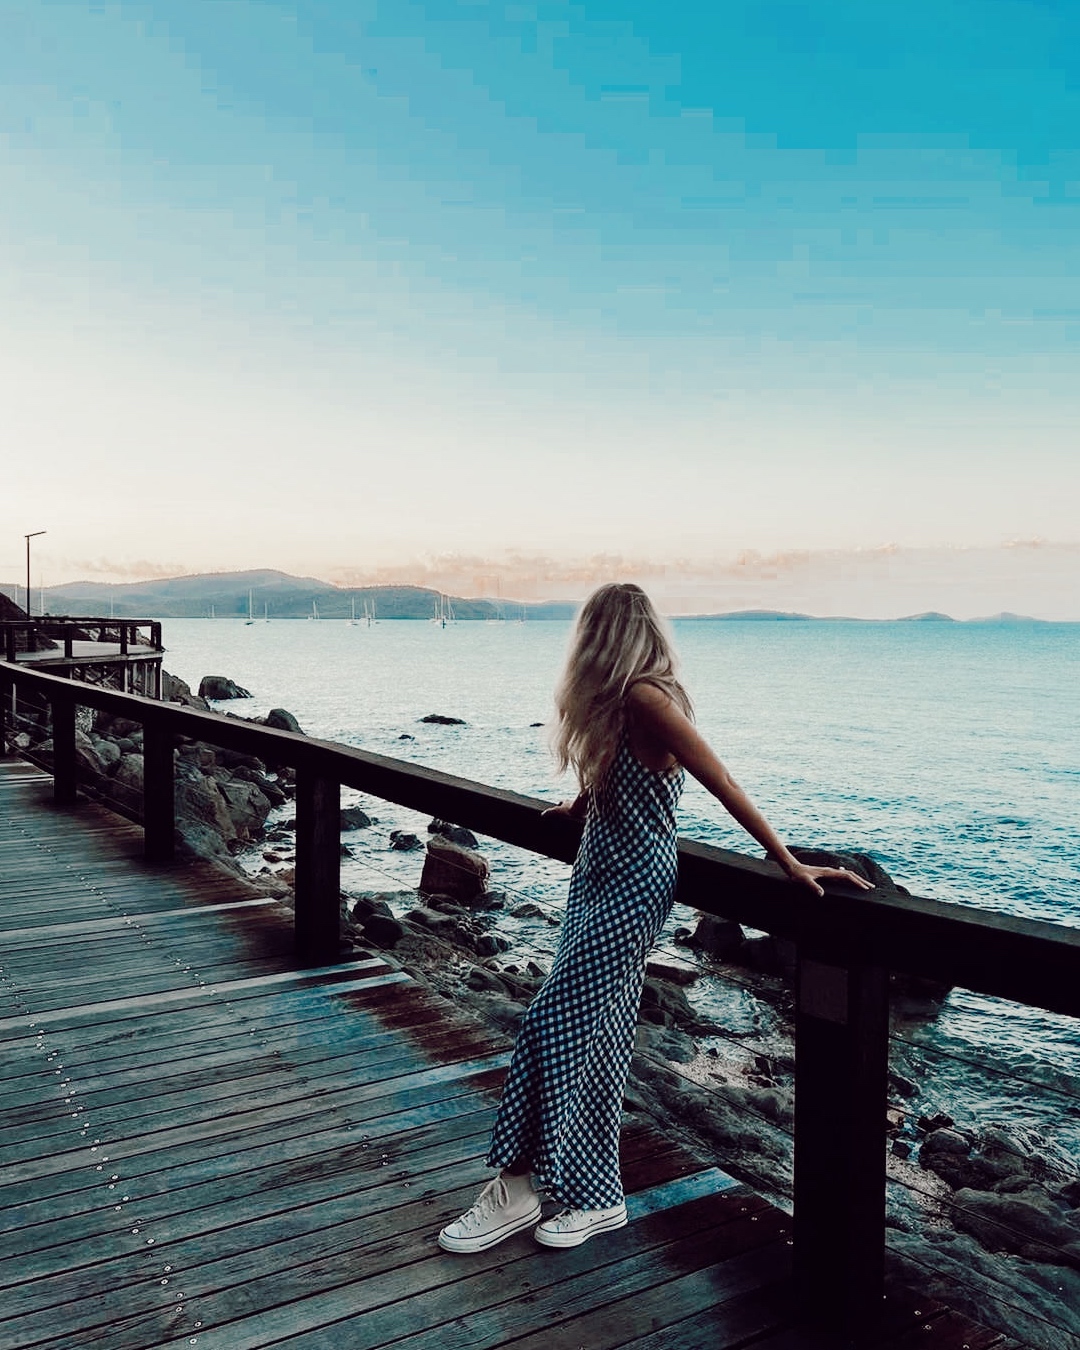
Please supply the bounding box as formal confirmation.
[1,656,1077,1337]
[2,659,1075,1013]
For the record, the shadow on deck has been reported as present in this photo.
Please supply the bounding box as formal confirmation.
[0,762,1019,1349]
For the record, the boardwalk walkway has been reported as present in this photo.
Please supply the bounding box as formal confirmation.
[0,761,1017,1349]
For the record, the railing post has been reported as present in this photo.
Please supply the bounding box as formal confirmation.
[793,952,890,1335]
[0,668,11,757]
[51,692,78,806]
[142,721,175,863]
[294,766,341,965]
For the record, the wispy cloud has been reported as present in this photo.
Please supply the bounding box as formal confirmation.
[61,557,192,581]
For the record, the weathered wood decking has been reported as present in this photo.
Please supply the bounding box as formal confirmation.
[0,761,1017,1350]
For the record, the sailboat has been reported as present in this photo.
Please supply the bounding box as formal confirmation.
[245,590,256,625]
[349,597,359,626]
[309,599,320,621]
[432,593,454,627]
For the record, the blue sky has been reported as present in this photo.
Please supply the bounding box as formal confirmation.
[1,1,1078,613]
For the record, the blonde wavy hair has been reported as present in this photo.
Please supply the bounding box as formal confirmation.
[552,583,693,790]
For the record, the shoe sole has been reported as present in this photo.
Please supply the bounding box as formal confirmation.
[533,1208,628,1249]
[437,1202,542,1254]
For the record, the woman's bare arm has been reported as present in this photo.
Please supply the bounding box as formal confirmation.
[627,682,873,897]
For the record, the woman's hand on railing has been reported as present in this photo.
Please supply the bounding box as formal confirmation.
[541,793,588,822]
[782,858,875,897]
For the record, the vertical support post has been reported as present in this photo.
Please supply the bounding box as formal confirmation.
[294,765,341,966]
[119,623,129,655]
[793,953,890,1334]
[5,627,16,662]
[142,720,175,863]
[0,670,11,757]
[51,693,78,806]
[64,630,73,659]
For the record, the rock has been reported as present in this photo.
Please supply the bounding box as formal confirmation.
[635,1022,697,1063]
[91,737,121,771]
[465,965,512,995]
[174,762,238,846]
[389,830,423,851]
[428,819,479,848]
[265,707,303,734]
[419,713,466,725]
[640,977,703,1030]
[398,734,415,741]
[162,671,211,711]
[217,779,272,840]
[72,731,108,784]
[230,764,287,807]
[511,902,545,920]
[350,894,393,923]
[474,933,511,957]
[215,747,265,773]
[198,675,252,701]
[362,913,406,948]
[108,716,142,739]
[114,752,144,792]
[951,1187,1080,1268]
[419,835,491,906]
[340,806,373,831]
[646,957,699,987]
[177,742,217,770]
[689,914,745,960]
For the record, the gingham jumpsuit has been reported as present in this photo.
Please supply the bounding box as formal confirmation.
[487,728,684,1209]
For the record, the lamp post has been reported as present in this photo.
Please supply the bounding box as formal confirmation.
[24,531,45,617]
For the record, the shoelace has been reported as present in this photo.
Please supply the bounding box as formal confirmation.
[458,1176,511,1231]
[546,1208,585,1231]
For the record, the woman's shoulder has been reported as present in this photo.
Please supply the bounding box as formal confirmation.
[625,678,674,711]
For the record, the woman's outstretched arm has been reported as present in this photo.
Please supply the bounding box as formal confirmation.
[627,682,873,897]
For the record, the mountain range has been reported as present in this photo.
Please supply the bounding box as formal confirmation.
[0,570,1050,623]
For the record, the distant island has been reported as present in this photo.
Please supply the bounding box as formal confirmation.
[0,570,1056,624]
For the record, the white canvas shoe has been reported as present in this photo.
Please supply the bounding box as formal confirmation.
[534,1202,628,1248]
[438,1175,542,1254]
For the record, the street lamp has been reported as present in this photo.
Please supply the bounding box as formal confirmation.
[24,531,46,617]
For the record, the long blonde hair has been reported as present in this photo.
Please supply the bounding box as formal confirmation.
[552,583,692,790]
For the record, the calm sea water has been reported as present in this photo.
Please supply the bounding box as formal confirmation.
[160,617,1080,1153]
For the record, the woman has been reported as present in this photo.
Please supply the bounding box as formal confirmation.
[438,583,871,1254]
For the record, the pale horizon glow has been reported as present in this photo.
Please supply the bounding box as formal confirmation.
[2,3,1077,616]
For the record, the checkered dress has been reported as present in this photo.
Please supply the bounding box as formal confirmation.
[487,732,684,1209]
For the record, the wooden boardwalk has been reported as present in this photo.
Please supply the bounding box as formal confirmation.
[0,761,1017,1350]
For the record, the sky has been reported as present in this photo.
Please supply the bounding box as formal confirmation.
[1,1,1078,616]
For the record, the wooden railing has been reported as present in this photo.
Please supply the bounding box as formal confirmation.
[0,617,163,662]
[2,659,1078,1338]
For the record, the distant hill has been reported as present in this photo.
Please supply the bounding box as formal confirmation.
[897,611,957,622]
[690,609,816,621]
[7,570,578,621]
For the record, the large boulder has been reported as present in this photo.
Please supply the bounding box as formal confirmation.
[265,707,303,734]
[419,835,490,905]
[198,675,252,701]
[427,818,479,848]
[174,762,237,845]
[162,671,211,711]
[217,779,272,840]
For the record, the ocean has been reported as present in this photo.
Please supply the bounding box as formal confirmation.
[158,616,1080,1156]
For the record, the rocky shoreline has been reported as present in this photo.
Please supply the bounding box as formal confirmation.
[18,668,1078,1349]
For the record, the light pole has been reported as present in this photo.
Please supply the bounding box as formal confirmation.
[24,531,46,617]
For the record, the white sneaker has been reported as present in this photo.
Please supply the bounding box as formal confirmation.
[534,1202,628,1248]
[438,1175,542,1254]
